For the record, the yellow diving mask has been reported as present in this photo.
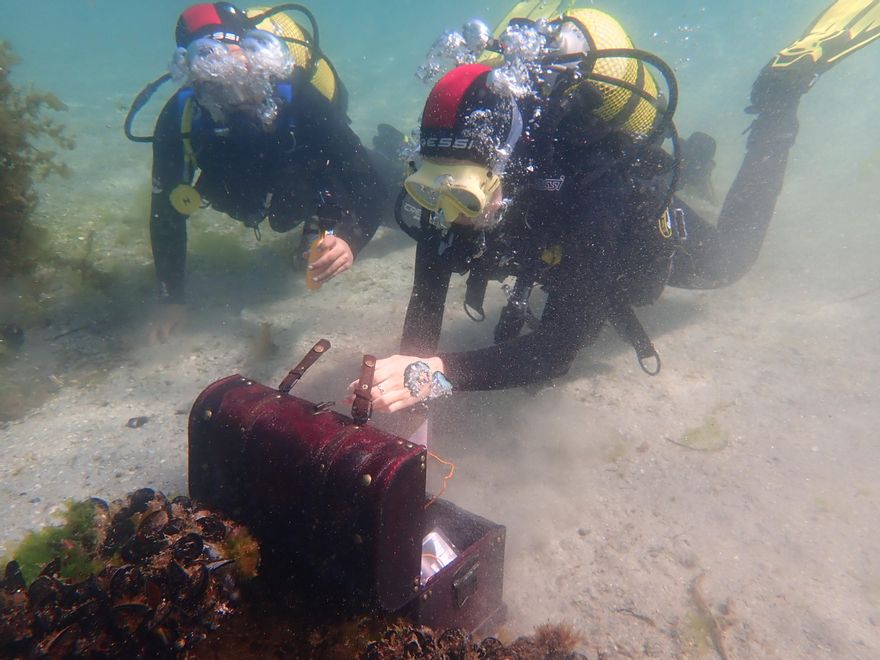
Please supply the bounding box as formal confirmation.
[404,159,501,220]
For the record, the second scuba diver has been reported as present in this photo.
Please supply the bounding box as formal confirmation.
[139,3,386,342]
[354,0,880,413]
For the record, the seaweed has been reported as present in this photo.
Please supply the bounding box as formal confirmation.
[222,524,262,581]
[251,321,278,361]
[685,574,733,660]
[0,40,73,278]
[7,500,102,585]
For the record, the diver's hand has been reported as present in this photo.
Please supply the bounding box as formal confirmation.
[306,234,354,285]
[147,303,187,345]
[347,355,448,414]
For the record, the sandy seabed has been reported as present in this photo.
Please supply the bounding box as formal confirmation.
[1,97,879,659]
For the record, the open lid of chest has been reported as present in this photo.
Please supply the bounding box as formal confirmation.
[188,339,506,628]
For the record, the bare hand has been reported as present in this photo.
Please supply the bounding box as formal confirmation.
[347,355,446,414]
[147,303,186,344]
[307,234,354,285]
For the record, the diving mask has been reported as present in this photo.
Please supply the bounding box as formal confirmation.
[172,29,292,82]
[404,159,501,220]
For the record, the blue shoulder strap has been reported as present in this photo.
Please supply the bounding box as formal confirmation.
[177,87,195,115]
[276,82,293,104]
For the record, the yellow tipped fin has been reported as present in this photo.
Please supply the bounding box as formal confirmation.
[773,0,880,70]
[491,0,574,38]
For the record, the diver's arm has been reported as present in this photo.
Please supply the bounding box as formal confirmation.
[400,234,454,356]
[368,274,606,408]
[363,235,456,414]
[298,86,386,256]
[437,262,609,391]
[149,97,190,303]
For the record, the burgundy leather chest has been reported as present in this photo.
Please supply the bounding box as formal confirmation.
[188,340,505,631]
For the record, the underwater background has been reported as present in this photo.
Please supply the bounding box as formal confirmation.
[4,0,877,293]
[2,0,880,656]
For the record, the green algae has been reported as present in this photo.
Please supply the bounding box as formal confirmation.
[680,415,729,452]
[6,500,102,585]
[669,405,732,453]
[681,608,717,658]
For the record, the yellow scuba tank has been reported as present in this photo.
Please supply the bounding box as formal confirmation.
[560,8,659,138]
[483,3,661,139]
[478,1,572,67]
[246,6,344,109]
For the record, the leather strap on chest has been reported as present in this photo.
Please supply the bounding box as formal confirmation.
[278,338,332,393]
[351,355,376,426]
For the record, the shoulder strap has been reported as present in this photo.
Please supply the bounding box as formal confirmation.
[276,82,294,104]
[178,89,198,170]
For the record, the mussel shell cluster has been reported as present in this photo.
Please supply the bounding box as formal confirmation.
[362,621,589,659]
[0,488,258,658]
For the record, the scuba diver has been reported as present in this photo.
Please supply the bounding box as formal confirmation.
[354,0,880,413]
[130,2,386,341]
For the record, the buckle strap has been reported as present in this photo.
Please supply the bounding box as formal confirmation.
[277,338,331,393]
[464,269,489,322]
[351,355,375,425]
[608,302,661,376]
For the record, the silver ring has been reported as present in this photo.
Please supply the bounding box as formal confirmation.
[376,383,385,395]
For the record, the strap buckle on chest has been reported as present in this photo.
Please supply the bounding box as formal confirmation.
[672,207,688,242]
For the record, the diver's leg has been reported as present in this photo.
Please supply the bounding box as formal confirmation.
[712,101,800,286]
[150,208,188,302]
[666,100,795,291]
[666,81,799,290]
[668,98,800,289]
[669,0,880,289]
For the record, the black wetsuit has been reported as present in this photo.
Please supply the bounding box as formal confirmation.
[400,103,800,391]
[150,73,385,303]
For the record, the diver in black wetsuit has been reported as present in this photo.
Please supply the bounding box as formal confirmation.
[145,3,384,341]
[352,4,876,414]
